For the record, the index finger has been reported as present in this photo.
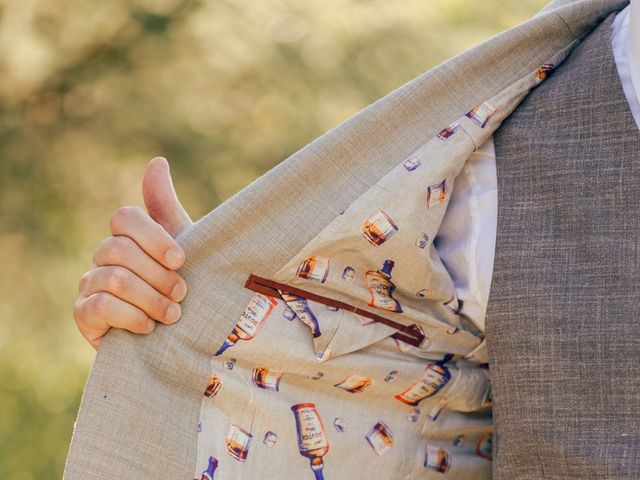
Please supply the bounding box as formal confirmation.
[109,206,185,270]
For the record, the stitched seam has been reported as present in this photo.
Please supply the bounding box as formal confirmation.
[554,11,575,37]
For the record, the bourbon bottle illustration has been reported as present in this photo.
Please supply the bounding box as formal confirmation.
[424,444,451,473]
[280,292,321,338]
[291,403,330,480]
[365,260,403,312]
[252,366,284,391]
[198,456,218,480]
[365,421,395,457]
[225,424,253,462]
[361,209,399,246]
[394,357,452,406]
[297,256,330,283]
[214,294,278,356]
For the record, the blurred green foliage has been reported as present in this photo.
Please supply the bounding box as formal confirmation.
[0,0,548,477]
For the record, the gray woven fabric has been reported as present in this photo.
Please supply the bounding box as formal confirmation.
[489,10,640,479]
[63,1,633,479]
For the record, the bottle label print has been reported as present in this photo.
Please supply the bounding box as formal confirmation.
[476,433,492,460]
[436,120,462,140]
[204,372,222,398]
[365,421,395,457]
[361,209,399,246]
[334,374,374,393]
[465,101,498,128]
[214,294,278,356]
[365,260,403,312]
[291,403,330,480]
[297,256,330,283]
[252,366,284,391]
[225,424,253,462]
[424,444,451,473]
[198,456,218,480]
[280,292,321,338]
[426,179,447,210]
[394,363,451,406]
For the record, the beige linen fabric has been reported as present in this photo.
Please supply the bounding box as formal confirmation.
[64,1,629,478]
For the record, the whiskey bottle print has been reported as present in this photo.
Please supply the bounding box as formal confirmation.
[291,402,330,480]
[198,456,218,480]
[365,260,403,312]
[394,356,453,406]
[214,294,279,356]
[280,292,321,338]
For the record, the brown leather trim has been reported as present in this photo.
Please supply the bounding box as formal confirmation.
[244,273,426,347]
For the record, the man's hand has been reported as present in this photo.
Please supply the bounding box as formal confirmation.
[73,157,193,350]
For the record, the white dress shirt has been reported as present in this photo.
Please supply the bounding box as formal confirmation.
[434,4,640,333]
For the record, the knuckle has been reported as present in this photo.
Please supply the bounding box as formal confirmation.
[131,313,153,333]
[152,294,172,319]
[101,236,132,263]
[105,266,130,295]
[72,298,85,323]
[78,270,91,293]
[110,206,141,233]
[89,292,112,318]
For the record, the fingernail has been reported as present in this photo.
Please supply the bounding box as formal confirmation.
[165,246,185,269]
[170,280,187,302]
[166,302,182,323]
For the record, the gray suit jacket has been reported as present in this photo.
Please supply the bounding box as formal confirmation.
[63,1,630,478]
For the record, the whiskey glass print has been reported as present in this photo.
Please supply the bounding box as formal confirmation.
[361,209,399,246]
[297,256,330,283]
[252,366,284,392]
[424,444,451,473]
[476,433,492,460]
[225,424,253,463]
[426,179,447,210]
[365,421,395,457]
[334,374,374,393]
[465,101,498,128]
[204,372,222,398]
[436,121,462,140]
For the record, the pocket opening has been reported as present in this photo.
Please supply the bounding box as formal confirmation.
[244,273,425,347]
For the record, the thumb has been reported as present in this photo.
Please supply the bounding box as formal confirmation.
[142,157,193,238]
